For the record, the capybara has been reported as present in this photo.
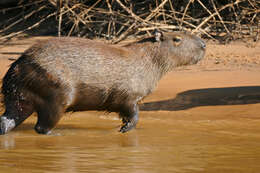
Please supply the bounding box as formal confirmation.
[0,31,206,135]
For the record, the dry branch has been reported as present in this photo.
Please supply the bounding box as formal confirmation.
[0,0,259,43]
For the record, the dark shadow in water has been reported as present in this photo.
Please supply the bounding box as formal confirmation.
[140,86,260,111]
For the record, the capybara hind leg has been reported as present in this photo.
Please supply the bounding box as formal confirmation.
[34,105,64,135]
[119,103,139,133]
[0,116,16,135]
[0,103,33,135]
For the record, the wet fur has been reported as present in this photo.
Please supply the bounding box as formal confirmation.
[0,32,205,134]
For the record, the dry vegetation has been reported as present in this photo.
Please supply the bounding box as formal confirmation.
[0,0,259,43]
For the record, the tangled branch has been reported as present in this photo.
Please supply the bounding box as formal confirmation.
[0,0,259,43]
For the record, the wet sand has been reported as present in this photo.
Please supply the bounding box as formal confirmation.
[0,37,260,173]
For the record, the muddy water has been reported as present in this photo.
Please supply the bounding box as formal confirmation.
[1,70,260,173]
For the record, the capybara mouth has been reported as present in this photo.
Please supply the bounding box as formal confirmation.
[191,50,205,65]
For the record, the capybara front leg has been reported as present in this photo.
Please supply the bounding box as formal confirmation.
[119,103,139,133]
[35,105,63,135]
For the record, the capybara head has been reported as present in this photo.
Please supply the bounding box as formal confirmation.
[155,31,206,67]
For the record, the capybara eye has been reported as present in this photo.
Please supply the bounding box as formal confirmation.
[172,36,182,43]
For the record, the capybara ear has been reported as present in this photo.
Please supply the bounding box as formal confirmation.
[155,30,164,42]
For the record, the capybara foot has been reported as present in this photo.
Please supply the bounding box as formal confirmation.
[119,116,138,133]
[119,121,136,133]
[119,104,139,133]
[0,116,16,135]
[34,125,52,135]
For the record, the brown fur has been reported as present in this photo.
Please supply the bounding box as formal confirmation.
[0,32,206,135]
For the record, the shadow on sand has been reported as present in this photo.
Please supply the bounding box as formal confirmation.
[140,86,260,111]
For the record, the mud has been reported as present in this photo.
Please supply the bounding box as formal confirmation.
[0,37,260,173]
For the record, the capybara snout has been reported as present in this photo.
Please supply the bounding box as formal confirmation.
[0,31,205,135]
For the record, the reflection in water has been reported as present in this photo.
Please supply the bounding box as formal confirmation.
[119,132,139,147]
[1,104,260,172]
[1,135,15,149]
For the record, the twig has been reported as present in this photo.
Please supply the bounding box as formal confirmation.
[0,0,258,43]
[0,5,46,33]
[58,0,63,37]
[210,0,231,35]
[112,23,136,44]
[64,4,88,25]
[144,0,169,21]
[0,1,44,12]
[168,0,181,26]
[138,25,180,31]
[197,0,216,21]
[115,0,144,22]
[180,0,194,27]
[192,0,246,34]
[0,12,56,40]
